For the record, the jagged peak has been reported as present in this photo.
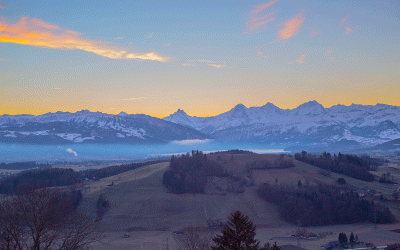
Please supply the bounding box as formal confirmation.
[172,109,188,116]
[118,111,128,116]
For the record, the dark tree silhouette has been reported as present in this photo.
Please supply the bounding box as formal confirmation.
[0,187,100,250]
[338,232,348,245]
[212,211,259,250]
[349,232,355,245]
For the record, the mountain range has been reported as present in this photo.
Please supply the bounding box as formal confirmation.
[163,101,400,150]
[0,110,210,144]
[1,101,400,151]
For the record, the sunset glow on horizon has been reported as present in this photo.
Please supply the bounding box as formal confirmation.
[1,0,399,118]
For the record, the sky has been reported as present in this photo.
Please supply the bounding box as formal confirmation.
[0,0,399,118]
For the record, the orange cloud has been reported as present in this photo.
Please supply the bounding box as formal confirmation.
[296,54,306,64]
[246,0,277,33]
[0,16,170,62]
[345,26,353,34]
[341,14,350,24]
[278,12,305,40]
[208,64,226,68]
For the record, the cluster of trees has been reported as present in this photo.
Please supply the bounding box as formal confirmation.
[0,160,164,194]
[294,151,380,182]
[0,168,82,194]
[162,151,225,194]
[257,183,396,226]
[0,161,51,170]
[338,232,357,245]
[379,172,397,184]
[209,149,255,155]
[0,187,100,250]
[246,155,295,170]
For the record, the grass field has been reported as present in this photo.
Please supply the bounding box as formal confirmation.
[78,153,400,249]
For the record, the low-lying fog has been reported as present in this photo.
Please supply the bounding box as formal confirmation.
[0,140,288,162]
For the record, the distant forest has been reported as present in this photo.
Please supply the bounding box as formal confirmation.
[0,160,165,194]
[162,150,225,194]
[258,183,396,226]
[0,161,51,170]
[294,151,383,182]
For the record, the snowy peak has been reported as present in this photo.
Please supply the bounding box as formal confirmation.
[175,109,188,116]
[0,111,211,144]
[294,100,325,115]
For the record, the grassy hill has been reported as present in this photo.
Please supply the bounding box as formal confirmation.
[80,153,400,231]
[76,152,400,249]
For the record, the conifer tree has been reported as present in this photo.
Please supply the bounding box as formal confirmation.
[212,211,259,250]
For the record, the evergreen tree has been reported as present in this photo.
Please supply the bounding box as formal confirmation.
[338,232,348,245]
[297,180,303,188]
[212,211,259,250]
[349,232,355,246]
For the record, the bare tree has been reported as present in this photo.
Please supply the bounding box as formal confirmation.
[0,187,100,250]
[180,226,213,250]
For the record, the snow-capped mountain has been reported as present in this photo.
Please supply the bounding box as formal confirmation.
[163,101,400,148]
[0,111,211,144]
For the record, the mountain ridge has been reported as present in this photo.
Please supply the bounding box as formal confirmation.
[163,101,400,149]
[1,101,400,150]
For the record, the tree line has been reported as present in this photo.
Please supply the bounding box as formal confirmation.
[294,151,381,182]
[162,150,225,194]
[257,183,396,226]
[0,160,165,194]
[0,162,51,170]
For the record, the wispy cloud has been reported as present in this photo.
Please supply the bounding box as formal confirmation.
[341,14,353,34]
[208,63,226,68]
[341,14,350,24]
[182,63,196,67]
[146,33,154,39]
[309,31,319,37]
[0,58,7,61]
[163,43,171,47]
[0,5,4,9]
[257,51,268,59]
[0,17,170,62]
[278,12,305,40]
[198,60,215,63]
[66,148,78,156]
[121,97,148,101]
[246,0,277,33]
[329,57,335,61]
[296,54,306,63]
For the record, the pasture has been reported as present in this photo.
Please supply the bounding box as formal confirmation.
[76,153,400,249]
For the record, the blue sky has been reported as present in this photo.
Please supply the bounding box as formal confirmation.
[0,0,399,117]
